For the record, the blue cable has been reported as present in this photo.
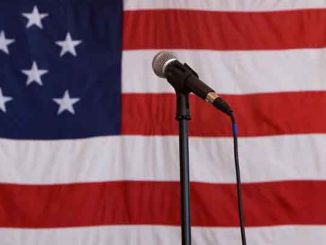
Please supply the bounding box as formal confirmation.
[230,114,247,245]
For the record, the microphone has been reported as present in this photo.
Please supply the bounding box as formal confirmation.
[152,51,233,116]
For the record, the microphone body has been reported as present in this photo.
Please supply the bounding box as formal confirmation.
[152,52,233,116]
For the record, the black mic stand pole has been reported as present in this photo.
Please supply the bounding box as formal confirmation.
[176,91,192,245]
[165,63,197,245]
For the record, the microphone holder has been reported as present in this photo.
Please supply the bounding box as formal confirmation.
[175,91,192,245]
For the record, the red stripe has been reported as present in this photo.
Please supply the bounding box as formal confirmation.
[121,92,326,136]
[0,181,325,228]
[123,9,326,50]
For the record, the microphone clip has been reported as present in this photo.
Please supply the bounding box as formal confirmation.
[165,62,198,94]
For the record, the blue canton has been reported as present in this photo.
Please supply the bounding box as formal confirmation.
[0,0,122,139]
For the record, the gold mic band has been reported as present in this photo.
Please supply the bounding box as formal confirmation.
[205,92,219,104]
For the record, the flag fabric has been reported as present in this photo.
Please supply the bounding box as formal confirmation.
[1,0,326,244]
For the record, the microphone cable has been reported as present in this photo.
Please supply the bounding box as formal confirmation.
[229,113,247,245]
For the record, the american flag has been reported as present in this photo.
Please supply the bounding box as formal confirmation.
[0,0,326,244]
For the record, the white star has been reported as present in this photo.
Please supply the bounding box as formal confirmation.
[56,33,82,57]
[22,6,48,29]
[53,90,80,115]
[21,62,48,86]
[0,88,12,113]
[0,31,15,55]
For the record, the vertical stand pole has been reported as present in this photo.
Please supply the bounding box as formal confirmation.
[176,92,192,245]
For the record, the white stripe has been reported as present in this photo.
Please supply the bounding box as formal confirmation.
[124,0,326,12]
[0,225,325,245]
[0,134,325,184]
[122,50,326,94]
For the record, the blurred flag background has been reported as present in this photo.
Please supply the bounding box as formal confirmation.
[0,0,326,244]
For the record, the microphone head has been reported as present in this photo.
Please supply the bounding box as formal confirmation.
[152,51,177,78]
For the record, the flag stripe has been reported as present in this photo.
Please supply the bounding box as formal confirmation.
[124,0,326,12]
[2,225,326,245]
[1,225,326,245]
[1,135,325,184]
[122,49,326,94]
[122,92,326,136]
[0,181,325,228]
[123,9,326,50]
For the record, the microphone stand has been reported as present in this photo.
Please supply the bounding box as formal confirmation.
[165,63,197,245]
[153,53,246,245]
[176,92,192,245]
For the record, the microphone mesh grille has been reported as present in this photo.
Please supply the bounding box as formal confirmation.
[152,51,177,78]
